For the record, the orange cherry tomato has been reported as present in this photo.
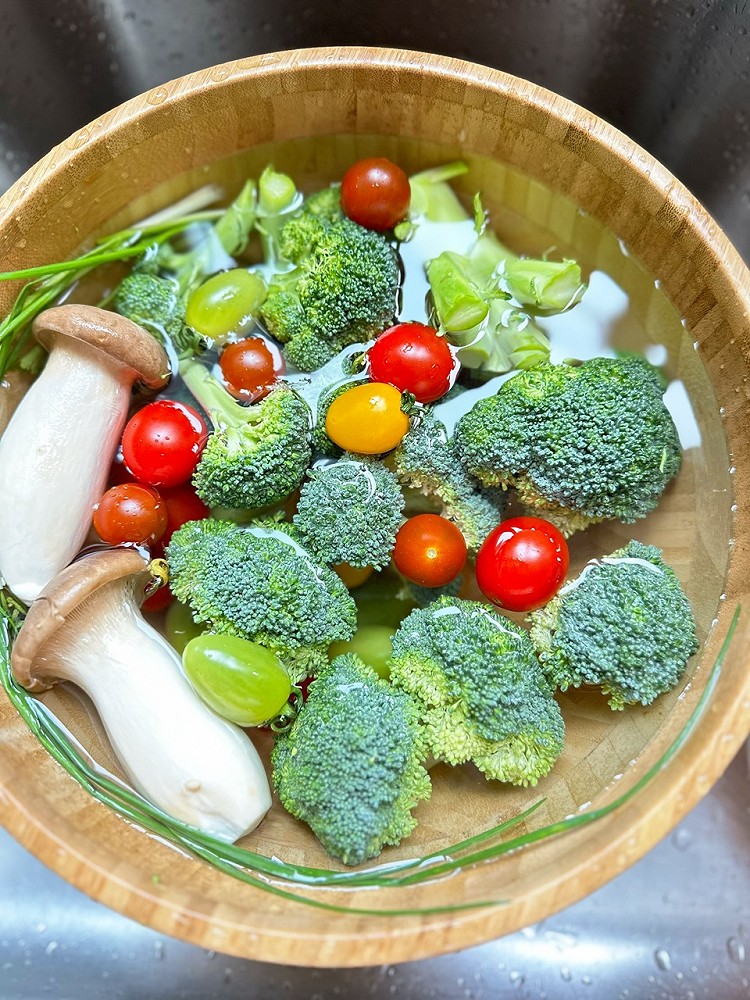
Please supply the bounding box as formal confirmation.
[93,483,168,547]
[325,382,409,455]
[393,514,467,588]
[219,336,283,402]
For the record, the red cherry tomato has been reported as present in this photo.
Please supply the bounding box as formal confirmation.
[93,483,168,546]
[368,322,456,403]
[142,583,174,614]
[122,400,208,488]
[219,337,283,402]
[475,516,569,613]
[158,483,211,546]
[340,157,411,232]
[393,514,467,588]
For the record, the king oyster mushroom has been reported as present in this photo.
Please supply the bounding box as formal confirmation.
[11,548,272,842]
[0,304,169,604]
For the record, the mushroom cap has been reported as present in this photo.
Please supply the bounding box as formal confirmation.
[11,548,153,693]
[33,304,170,390]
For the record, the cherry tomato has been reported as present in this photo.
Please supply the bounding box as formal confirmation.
[340,157,411,232]
[333,562,375,589]
[141,583,174,614]
[185,268,267,343]
[122,400,208,488]
[368,322,456,403]
[158,483,211,546]
[393,514,467,588]
[325,382,409,454]
[93,483,168,546]
[475,516,569,613]
[219,336,281,402]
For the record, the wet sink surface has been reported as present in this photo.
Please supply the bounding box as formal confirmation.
[1,751,749,998]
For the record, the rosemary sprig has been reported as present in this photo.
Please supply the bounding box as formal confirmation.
[0,599,738,915]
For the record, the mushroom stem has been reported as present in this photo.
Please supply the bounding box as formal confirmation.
[0,304,169,604]
[0,339,130,603]
[29,575,271,842]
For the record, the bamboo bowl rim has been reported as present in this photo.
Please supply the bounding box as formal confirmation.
[1,46,750,967]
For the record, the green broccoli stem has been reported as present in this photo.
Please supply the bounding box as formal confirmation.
[426,251,492,332]
[408,162,470,221]
[158,180,258,294]
[179,356,249,428]
[256,166,303,266]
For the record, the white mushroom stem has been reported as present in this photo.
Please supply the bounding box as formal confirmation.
[37,576,271,842]
[0,304,168,604]
[0,339,130,603]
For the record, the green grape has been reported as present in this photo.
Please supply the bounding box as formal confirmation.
[182,634,291,727]
[329,625,394,680]
[185,268,267,343]
[164,599,205,655]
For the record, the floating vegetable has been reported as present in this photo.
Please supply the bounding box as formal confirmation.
[392,513,467,589]
[325,382,409,455]
[182,633,292,727]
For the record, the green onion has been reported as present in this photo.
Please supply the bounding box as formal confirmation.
[0,210,223,380]
[0,591,738,916]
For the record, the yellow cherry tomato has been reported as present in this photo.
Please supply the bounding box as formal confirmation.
[325,382,409,454]
[333,562,375,589]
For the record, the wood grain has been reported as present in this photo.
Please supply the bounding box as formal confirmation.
[0,47,749,967]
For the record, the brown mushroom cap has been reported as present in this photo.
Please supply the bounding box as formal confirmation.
[33,304,170,390]
[11,548,153,693]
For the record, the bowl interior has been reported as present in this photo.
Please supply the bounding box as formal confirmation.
[0,53,746,967]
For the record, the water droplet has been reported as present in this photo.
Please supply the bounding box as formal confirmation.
[655,948,672,971]
[148,87,169,106]
[44,941,58,957]
[560,966,572,981]
[210,66,230,82]
[153,940,164,960]
[728,936,746,962]
[672,828,692,850]
[66,129,90,150]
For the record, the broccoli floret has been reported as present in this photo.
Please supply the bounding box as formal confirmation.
[271,653,431,865]
[304,183,343,221]
[167,518,356,682]
[453,356,682,537]
[390,408,505,551]
[114,272,203,358]
[389,597,564,786]
[260,215,400,371]
[401,573,464,608]
[528,541,698,710]
[179,357,312,509]
[293,457,405,570]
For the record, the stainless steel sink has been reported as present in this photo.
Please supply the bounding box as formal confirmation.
[1,753,749,997]
[1,1,749,995]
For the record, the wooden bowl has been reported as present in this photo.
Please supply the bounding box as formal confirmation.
[0,47,749,967]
